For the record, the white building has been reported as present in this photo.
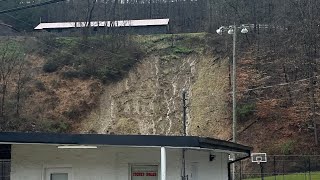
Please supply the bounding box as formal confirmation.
[0,132,251,180]
[34,19,170,34]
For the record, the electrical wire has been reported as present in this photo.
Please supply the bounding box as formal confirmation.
[237,75,320,93]
[0,0,66,15]
[186,80,318,108]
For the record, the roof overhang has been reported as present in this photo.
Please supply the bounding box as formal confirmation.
[0,132,251,154]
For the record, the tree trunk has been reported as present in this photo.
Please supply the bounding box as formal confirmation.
[1,84,6,117]
[282,65,293,105]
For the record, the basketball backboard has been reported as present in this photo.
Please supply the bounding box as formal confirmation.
[251,153,267,164]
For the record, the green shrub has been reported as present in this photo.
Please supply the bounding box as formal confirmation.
[281,140,295,155]
[43,61,59,73]
[173,46,193,54]
[63,108,82,119]
[62,71,86,79]
[50,121,70,133]
[35,32,61,54]
[34,80,46,91]
[50,79,60,89]
[41,36,144,83]
[237,103,255,120]
[33,119,71,133]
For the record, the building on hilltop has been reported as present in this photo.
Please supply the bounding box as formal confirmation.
[34,19,170,35]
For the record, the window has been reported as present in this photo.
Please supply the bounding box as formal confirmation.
[0,160,10,180]
[190,163,198,180]
[130,165,158,180]
[45,167,72,180]
[50,173,68,180]
[0,145,11,180]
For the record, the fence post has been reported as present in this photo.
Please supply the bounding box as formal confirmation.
[282,157,285,180]
[273,156,276,180]
[304,158,307,180]
[240,161,242,180]
[260,163,264,180]
[308,157,311,180]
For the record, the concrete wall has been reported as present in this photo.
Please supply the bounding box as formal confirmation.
[11,144,229,180]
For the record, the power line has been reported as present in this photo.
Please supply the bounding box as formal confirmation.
[235,75,320,94]
[192,75,317,99]
[186,78,318,107]
[0,0,66,15]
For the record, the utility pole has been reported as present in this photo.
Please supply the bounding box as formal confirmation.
[310,76,318,145]
[183,90,187,136]
[216,24,248,180]
[232,23,237,180]
[232,23,237,144]
[182,90,187,180]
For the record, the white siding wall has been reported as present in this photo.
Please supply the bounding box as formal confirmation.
[10,144,229,180]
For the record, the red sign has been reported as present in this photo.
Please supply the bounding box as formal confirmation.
[146,172,157,176]
[133,172,145,176]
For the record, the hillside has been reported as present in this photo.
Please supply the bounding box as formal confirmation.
[0,33,319,154]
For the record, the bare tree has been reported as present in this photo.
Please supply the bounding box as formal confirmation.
[15,56,30,117]
[0,43,21,117]
[83,0,98,39]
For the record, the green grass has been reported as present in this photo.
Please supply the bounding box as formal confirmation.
[245,172,320,180]
[38,34,144,83]
[134,33,207,55]
[37,33,217,83]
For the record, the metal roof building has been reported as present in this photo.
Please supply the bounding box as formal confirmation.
[34,19,170,34]
[0,132,251,180]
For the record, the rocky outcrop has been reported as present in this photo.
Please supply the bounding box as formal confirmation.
[80,54,231,139]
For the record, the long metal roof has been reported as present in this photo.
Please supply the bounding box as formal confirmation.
[34,18,170,30]
[0,132,251,154]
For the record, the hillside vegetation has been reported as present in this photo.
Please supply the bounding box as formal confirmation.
[0,30,320,155]
[0,33,228,134]
[0,34,145,132]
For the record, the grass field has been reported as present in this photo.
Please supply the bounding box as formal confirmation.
[245,172,320,180]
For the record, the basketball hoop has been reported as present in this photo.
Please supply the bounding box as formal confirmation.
[251,153,267,164]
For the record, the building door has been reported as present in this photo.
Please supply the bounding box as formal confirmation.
[45,167,72,180]
[190,163,198,180]
[131,165,158,180]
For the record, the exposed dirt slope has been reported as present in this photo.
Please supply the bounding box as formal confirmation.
[79,54,231,139]
[14,55,103,132]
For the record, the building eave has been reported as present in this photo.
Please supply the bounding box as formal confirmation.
[0,132,251,154]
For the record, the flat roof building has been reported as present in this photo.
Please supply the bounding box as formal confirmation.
[0,132,251,180]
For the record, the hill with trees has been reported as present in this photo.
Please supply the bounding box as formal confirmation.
[0,0,320,155]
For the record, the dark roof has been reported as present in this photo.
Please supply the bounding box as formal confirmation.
[0,132,251,154]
